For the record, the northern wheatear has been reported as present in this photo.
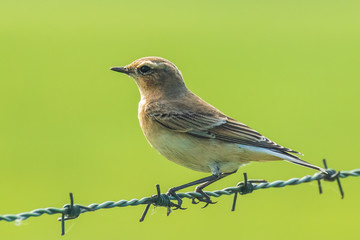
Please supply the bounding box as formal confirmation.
[110,57,325,208]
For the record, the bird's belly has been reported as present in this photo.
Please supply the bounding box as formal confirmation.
[142,123,250,174]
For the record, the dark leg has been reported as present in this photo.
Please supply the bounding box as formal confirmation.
[167,174,220,209]
[167,170,237,209]
[192,171,237,207]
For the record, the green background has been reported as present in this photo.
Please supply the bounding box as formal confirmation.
[1,0,359,239]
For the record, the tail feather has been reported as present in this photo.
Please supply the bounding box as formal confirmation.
[238,144,326,173]
[284,157,326,173]
[275,151,326,173]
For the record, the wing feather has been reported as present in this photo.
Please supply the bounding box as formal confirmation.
[146,103,300,155]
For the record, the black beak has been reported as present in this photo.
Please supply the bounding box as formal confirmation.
[110,66,130,74]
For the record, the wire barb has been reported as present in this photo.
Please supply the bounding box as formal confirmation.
[58,193,93,236]
[139,184,176,222]
[317,159,344,199]
[232,173,251,211]
[231,173,267,212]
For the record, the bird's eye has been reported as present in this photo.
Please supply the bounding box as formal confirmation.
[139,65,152,74]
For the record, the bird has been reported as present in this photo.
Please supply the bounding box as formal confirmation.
[110,56,325,208]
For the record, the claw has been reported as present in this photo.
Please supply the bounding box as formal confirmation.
[201,200,217,209]
[166,188,187,212]
[166,188,182,207]
[192,198,199,204]
[171,203,187,211]
[167,206,171,216]
[191,189,216,208]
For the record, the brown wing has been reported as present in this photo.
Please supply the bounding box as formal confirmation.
[145,103,301,155]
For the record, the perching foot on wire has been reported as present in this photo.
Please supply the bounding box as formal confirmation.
[190,171,237,208]
[139,184,186,222]
[165,171,237,211]
[166,188,187,211]
[191,187,217,208]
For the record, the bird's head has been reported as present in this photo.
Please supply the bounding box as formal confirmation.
[110,57,187,99]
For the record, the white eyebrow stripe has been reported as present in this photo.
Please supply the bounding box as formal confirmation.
[140,61,156,66]
[139,61,168,69]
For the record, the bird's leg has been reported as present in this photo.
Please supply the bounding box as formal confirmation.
[166,174,222,210]
[192,171,237,208]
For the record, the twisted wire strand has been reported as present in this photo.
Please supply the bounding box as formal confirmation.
[1,168,359,222]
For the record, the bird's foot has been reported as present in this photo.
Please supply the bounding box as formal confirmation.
[166,188,187,215]
[191,188,217,208]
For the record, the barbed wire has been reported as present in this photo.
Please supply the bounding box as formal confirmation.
[1,159,359,235]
